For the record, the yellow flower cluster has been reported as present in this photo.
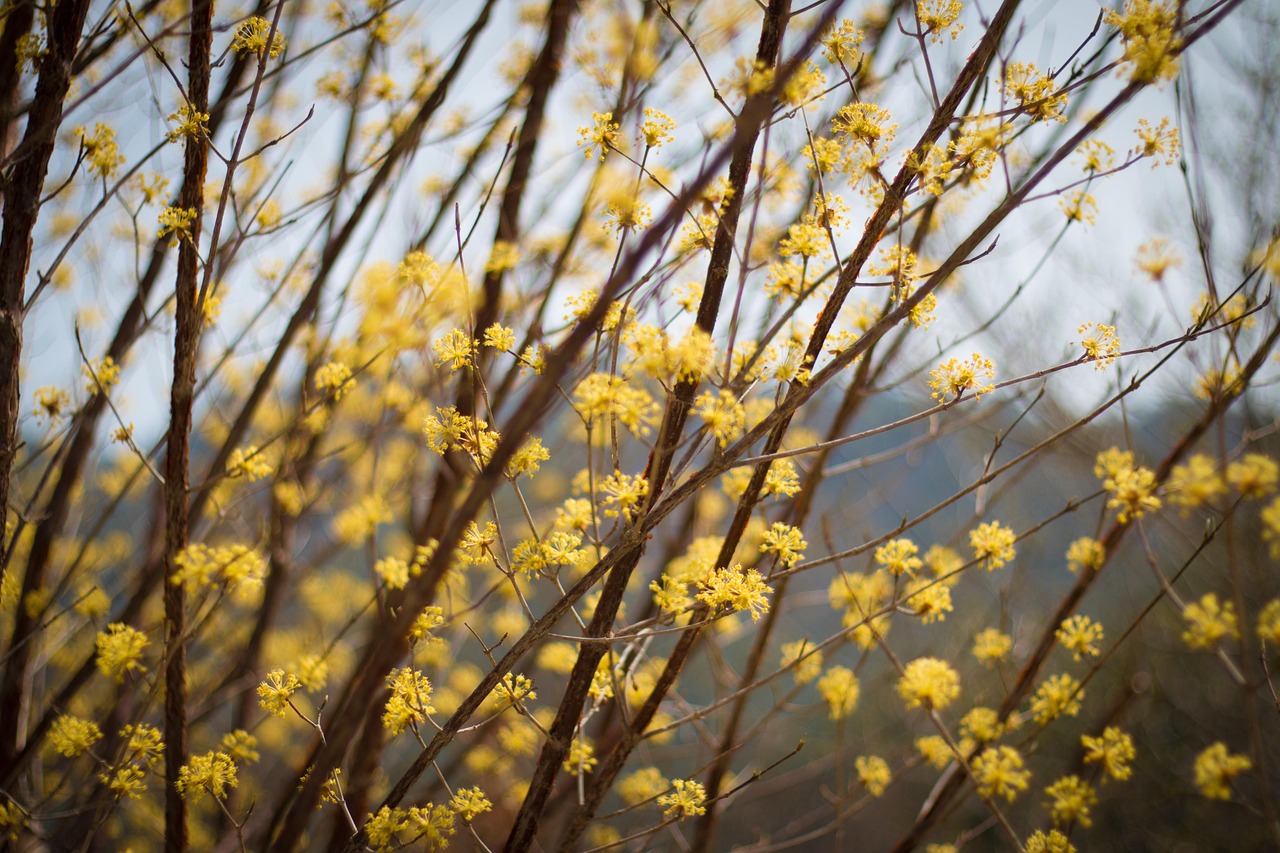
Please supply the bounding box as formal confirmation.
[176,751,238,802]
[898,657,960,710]
[696,565,771,621]
[231,16,287,58]
[817,665,860,719]
[928,352,995,403]
[1105,0,1181,83]
[1193,742,1251,800]
[95,623,149,681]
[659,779,707,818]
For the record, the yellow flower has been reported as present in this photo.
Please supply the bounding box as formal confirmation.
[1181,592,1238,649]
[1029,673,1083,725]
[1258,598,1280,646]
[1193,742,1251,800]
[77,124,125,178]
[969,520,1016,570]
[761,522,807,568]
[1225,453,1278,498]
[916,0,963,42]
[855,755,892,796]
[1104,0,1181,83]
[780,640,822,685]
[176,751,238,802]
[875,538,923,576]
[1059,191,1098,225]
[929,352,995,403]
[95,623,149,681]
[972,627,1013,666]
[383,668,435,735]
[1045,775,1097,826]
[817,665,860,719]
[1081,726,1135,782]
[577,112,619,161]
[898,657,961,710]
[1076,322,1120,368]
[165,105,209,143]
[619,768,668,805]
[659,778,707,818]
[1056,615,1104,660]
[696,565,771,621]
[48,715,102,758]
[1166,454,1225,512]
[1005,62,1066,122]
[640,107,676,148]
[315,361,354,400]
[1135,236,1182,281]
[1026,829,1076,853]
[157,205,198,244]
[449,787,492,822]
[257,669,301,717]
[231,16,286,58]
[971,745,1030,801]
[1065,536,1105,573]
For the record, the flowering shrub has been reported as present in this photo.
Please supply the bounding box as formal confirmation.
[1,0,1278,851]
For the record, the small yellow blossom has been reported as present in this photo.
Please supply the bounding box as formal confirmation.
[226,445,273,481]
[898,657,961,710]
[781,640,822,684]
[1059,190,1097,225]
[1194,742,1251,800]
[856,755,892,796]
[1076,322,1120,368]
[972,627,1013,666]
[1258,599,1280,646]
[1029,673,1083,725]
[875,538,923,576]
[917,0,963,41]
[95,623,149,681]
[1065,536,1105,573]
[817,665,860,719]
[1135,236,1182,281]
[231,16,286,58]
[157,206,198,244]
[383,667,435,735]
[972,745,1031,801]
[578,112,619,161]
[77,124,125,179]
[257,669,301,717]
[1105,0,1181,83]
[1167,454,1225,512]
[659,779,706,818]
[220,729,260,764]
[82,356,121,395]
[1026,829,1077,853]
[640,108,676,148]
[1132,117,1180,165]
[1056,615,1104,660]
[928,352,995,402]
[165,105,210,143]
[315,361,354,401]
[483,323,516,351]
[1225,453,1278,498]
[49,715,102,757]
[1005,62,1066,122]
[970,520,1016,570]
[176,751,238,802]
[449,787,492,822]
[761,522,807,568]
[696,565,771,621]
[1082,726,1135,781]
[821,20,864,66]
[1181,593,1238,649]
[1045,774,1097,826]
[32,386,71,422]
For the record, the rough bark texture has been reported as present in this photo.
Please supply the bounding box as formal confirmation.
[0,0,94,768]
[162,0,214,848]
